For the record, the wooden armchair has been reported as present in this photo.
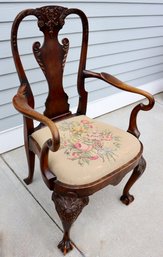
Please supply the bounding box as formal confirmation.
[11,6,154,255]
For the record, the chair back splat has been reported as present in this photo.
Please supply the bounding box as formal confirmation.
[11,6,89,120]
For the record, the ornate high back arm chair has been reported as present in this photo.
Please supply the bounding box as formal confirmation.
[11,6,154,255]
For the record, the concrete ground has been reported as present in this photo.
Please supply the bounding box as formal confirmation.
[1,93,163,257]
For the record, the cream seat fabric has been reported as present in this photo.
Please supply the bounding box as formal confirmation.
[31,115,141,185]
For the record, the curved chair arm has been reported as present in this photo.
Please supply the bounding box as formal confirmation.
[13,84,60,151]
[83,70,155,138]
[13,84,60,189]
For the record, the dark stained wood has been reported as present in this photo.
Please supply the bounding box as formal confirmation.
[120,156,146,205]
[83,70,155,138]
[52,191,89,255]
[11,5,155,255]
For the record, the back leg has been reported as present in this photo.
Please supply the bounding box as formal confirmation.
[24,147,35,185]
[120,156,146,205]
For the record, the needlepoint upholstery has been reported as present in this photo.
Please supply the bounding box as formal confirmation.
[31,115,141,185]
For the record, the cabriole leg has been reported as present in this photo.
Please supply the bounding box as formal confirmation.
[120,156,146,205]
[24,148,35,185]
[52,191,89,255]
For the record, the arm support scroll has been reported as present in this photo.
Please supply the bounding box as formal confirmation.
[83,70,155,138]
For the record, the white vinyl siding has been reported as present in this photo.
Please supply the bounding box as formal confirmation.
[1,0,163,131]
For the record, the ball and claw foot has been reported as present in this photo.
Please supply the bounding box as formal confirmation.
[58,238,73,255]
[120,193,134,205]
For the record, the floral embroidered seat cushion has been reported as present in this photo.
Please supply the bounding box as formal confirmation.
[31,115,141,185]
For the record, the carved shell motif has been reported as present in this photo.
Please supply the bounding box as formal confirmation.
[34,6,68,37]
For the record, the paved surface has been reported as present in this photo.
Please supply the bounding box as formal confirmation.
[1,93,163,257]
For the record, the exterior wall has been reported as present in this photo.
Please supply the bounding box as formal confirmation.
[0,0,163,152]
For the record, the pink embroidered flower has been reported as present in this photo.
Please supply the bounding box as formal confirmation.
[74,142,92,152]
[81,119,90,124]
[63,141,68,146]
[89,155,99,160]
[71,152,80,158]
[74,142,81,149]
[104,135,113,141]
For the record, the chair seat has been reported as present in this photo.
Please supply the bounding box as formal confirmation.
[31,115,141,186]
